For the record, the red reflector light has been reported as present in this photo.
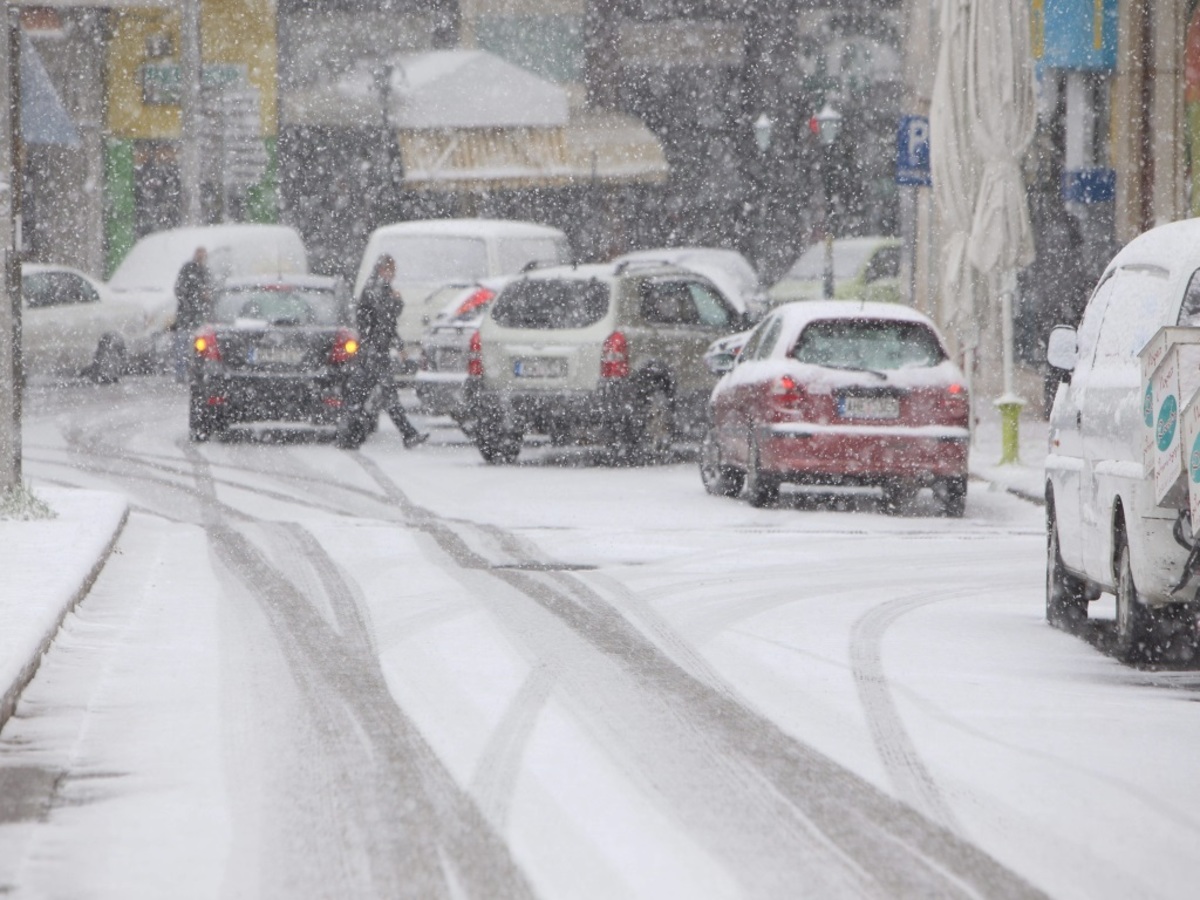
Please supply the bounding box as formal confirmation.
[601,331,629,379]
[948,383,964,395]
[467,330,483,378]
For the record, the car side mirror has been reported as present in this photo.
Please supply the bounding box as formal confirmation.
[1046,325,1078,371]
[705,351,737,376]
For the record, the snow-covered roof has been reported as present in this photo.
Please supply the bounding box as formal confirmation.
[292,49,569,131]
[770,299,939,339]
[369,219,567,241]
[1107,217,1200,283]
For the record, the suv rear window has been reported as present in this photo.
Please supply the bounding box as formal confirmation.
[791,319,945,370]
[491,279,609,330]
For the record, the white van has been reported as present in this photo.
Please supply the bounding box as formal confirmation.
[1045,218,1200,660]
[108,224,308,334]
[352,219,571,348]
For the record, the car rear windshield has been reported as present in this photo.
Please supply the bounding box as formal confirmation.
[490,279,609,330]
[791,319,946,370]
[214,288,344,327]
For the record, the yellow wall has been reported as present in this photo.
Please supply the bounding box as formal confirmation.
[108,0,277,140]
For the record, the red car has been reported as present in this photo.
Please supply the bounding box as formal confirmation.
[701,301,970,515]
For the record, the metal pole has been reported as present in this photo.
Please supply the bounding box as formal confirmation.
[179,0,202,225]
[0,8,20,495]
[996,269,1025,464]
[822,151,834,299]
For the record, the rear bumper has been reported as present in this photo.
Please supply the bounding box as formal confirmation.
[192,371,348,425]
[468,382,632,435]
[759,422,969,484]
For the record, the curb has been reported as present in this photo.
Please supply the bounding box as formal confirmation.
[0,505,130,731]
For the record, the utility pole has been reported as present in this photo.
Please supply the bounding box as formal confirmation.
[179,0,202,225]
[0,7,20,496]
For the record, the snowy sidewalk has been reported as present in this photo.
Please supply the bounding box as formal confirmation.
[0,487,128,726]
[970,406,1047,506]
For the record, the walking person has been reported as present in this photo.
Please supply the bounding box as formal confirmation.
[339,253,428,449]
[174,246,212,380]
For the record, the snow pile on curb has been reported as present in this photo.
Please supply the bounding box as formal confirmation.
[0,486,128,727]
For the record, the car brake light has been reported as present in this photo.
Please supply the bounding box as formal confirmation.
[467,330,483,378]
[330,328,360,364]
[771,374,805,406]
[601,331,629,379]
[193,328,221,362]
[455,287,495,320]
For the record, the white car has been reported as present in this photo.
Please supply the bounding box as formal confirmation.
[22,263,151,382]
[352,219,571,354]
[769,236,902,306]
[1045,217,1200,660]
[613,247,769,322]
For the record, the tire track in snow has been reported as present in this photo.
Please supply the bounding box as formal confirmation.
[849,591,968,833]
[352,454,1048,899]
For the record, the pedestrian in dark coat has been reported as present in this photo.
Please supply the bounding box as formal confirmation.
[346,254,427,448]
[174,246,213,378]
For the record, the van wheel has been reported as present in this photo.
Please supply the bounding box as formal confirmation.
[476,423,522,465]
[88,333,127,384]
[1046,504,1089,631]
[1114,533,1158,662]
[699,428,744,497]
[632,388,673,464]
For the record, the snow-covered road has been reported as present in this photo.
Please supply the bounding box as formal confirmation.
[2,377,1198,898]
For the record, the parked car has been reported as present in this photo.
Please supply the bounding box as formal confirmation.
[701,300,970,513]
[768,236,902,306]
[107,224,308,367]
[352,219,571,364]
[415,279,506,432]
[466,260,750,464]
[187,275,359,442]
[1044,217,1200,660]
[613,247,769,322]
[21,263,151,382]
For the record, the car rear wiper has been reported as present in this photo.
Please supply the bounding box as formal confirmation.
[816,361,888,380]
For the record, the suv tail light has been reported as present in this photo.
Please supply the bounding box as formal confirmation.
[329,328,360,365]
[942,382,970,419]
[601,331,629,379]
[193,327,221,362]
[467,330,483,378]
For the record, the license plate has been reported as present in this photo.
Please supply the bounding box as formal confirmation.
[250,345,304,365]
[513,357,566,378]
[434,348,464,371]
[839,394,899,419]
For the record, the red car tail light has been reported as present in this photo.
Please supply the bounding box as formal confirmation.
[193,327,221,362]
[601,331,629,379]
[329,328,360,365]
[942,382,970,418]
[467,330,483,378]
[770,374,806,408]
[454,287,495,320]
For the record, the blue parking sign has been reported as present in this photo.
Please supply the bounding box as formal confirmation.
[897,115,931,187]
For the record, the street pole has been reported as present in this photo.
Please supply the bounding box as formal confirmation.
[179,0,202,225]
[0,8,19,496]
[996,270,1025,464]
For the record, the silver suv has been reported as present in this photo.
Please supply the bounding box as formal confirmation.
[466,261,748,464]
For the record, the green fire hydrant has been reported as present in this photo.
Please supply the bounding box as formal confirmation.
[995,394,1025,466]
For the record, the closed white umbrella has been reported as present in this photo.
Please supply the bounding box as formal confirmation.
[965,0,1037,463]
[930,0,980,357]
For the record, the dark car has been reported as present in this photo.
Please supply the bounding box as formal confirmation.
[187,275,360,441]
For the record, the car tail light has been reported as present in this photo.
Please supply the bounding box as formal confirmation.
[467,330,483,378]
[771,374,806,407]
[454,287,495,320]
[943,382,970,417]
[601,331,629,379]
[193,327,221,362]
[330,328,360,365]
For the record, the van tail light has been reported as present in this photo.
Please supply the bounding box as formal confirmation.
[193,327,221,362]
[601,331,629,379]
[467,330,483,378]
[329,328,360,365]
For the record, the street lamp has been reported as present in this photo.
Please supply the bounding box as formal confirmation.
[812,102,842,299]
